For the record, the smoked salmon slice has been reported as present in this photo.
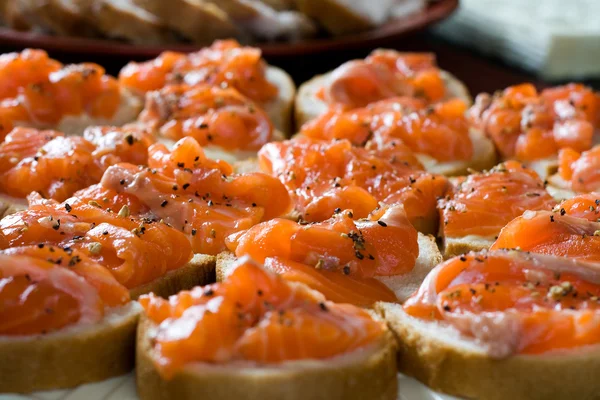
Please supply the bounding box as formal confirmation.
[93,137,291,255]
[137,84,275,151]
[404,250,600,357]
[0,250,129,335]
[558,193,600,222]
[492,209,600,263]
[139,257,386,379]
[440,161,557,239]
[119,40,278,104]
[300,97,473,163]
[258,137,449,234]
[0,126,155,202]
[226,204,419,306]
[468,83,600,161]
[0,192,193,289]
[555,145,600,193]
[320,51,449,109]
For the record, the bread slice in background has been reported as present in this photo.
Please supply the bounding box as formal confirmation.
[136,314,398,400]
[132,0,238,44]
[295,0,396,35]
[295,69,471,128]
[93,0,176,45]
[376,302,600,400]
[0,302,141,394]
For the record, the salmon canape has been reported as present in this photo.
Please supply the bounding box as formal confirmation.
[89,136,291,256]
[0,126,155,217]
[491,193,600,262]
[136,84,284,162]
[378,250,600,400]
[119,40,295,133]
[299,97,496,176]
[0,249,140,393]
[0,49,142,139]
[0,190,211,299]
[136,257,397,400]
[221,204,442,307]
[438,161,557,257]
[259,138,450,235]
[468,83,600,179]
[547,145,600,199]
[295,49,471,126]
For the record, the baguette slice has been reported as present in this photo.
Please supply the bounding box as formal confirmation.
[32,0,100,37]
[0,194,27,218]
[376,302,600,400]
[132,0,238,44]
[93,0,176,45]
[295,69,471,128]
[264,66,296,135]
[217,232,442,303]
[0,301,141,394]
[136,314,398,400]
[295,0,395,35]
[129,254,216,299]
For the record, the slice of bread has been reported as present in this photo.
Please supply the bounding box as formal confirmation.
[129,254,216,299]
[295,0,396,35]
[295,69,471,128]
[216,232,442,303]
[136,314,398,400]
[546,174,577,201]
[0,301,141,394]
[376,302,600,400]
[93,0,176,45]
[132,0,238,44]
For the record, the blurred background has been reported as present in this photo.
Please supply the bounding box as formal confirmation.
[0,0,597,94]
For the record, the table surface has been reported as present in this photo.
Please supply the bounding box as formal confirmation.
[3,31,596,96]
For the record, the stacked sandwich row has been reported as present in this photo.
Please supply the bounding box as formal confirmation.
[0,40,599,400]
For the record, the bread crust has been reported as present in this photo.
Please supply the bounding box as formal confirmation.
[129,254,216,299]
[0,302,141,394]
[442,235,494,259]
[377,302,600,400]
[136,314,398,400]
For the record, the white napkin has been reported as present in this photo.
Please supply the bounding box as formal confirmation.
[433,0,600,80]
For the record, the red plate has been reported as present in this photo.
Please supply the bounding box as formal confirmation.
[0,0,457,60]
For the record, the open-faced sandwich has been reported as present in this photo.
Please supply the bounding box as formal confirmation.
[298,97,496,176]
[378,250,600,400]
[0,244,140,393]
[438,161,557,258]
[220,204,442,306]
[137,256,398,400]
[295,49,471,127]
[468,83,600,180]
[0,49,142,138]
[119,40,296,134]
[134,83,285,163]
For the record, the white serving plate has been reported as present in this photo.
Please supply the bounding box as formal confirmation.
[0,373,459,400]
